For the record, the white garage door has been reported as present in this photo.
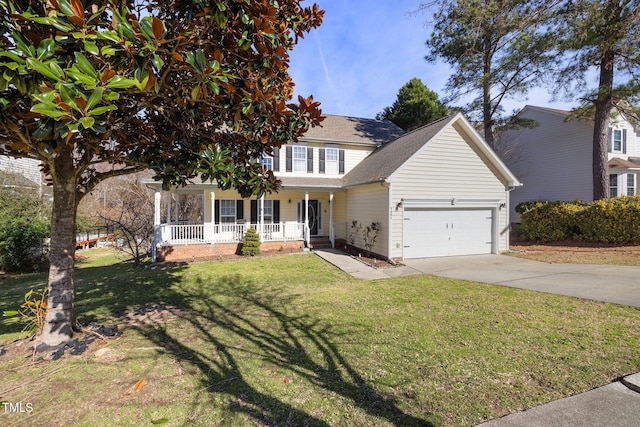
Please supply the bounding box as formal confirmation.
[403,208,493,259]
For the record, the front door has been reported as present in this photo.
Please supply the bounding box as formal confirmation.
[297,200,322,236]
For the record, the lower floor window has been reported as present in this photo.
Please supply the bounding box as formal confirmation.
[220,200,236,223]
[627,174,636,196]
[610,174,618,198]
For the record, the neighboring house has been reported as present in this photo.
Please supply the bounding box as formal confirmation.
[145,113,520,262]
[503,105,640,222]
[0,155,43,192]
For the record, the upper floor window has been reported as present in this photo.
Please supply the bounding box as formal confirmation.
[325,148,339,174]
[293,146,306,172]
[608,128,627,154]
[613,129,622,152]
[319,148,345,174]
[627,174,636,196]
[260,156,273,171]
[286,146,313,173]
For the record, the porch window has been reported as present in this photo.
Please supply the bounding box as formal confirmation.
[250,200,280,224]
[220,200,236,223]
[263,200,273,223]
[293,146,306,172]
[609,174,618,198]
[627,174,636,196]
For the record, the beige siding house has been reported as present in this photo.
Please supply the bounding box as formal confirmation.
[147,113,520,262]
[502,106,640,222]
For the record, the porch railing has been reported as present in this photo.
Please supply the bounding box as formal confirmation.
[158,221,305,245]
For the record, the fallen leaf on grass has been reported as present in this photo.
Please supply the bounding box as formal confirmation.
[283,377,291,384]
[123,379,146,396]
[151,418,169,424]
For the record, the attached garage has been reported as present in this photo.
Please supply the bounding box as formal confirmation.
[403,206,495,259]
[341,113,521,261]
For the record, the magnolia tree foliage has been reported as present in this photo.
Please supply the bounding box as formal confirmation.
[0,0,324,346]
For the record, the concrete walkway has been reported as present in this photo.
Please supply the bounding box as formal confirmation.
[313,249,640,426]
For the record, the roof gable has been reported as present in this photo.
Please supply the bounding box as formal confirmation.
[343,113,520,188]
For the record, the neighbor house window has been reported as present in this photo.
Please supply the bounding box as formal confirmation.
[293,146,307,172]
[609,174,618,198]
[612,129,622,152]
[325,147,339,174]
[627,174,636,196]
[220,200,236,223]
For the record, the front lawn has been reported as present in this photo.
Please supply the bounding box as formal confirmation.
[2,249,640,426]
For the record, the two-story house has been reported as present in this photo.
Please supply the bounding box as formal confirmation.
[146,113,520,262]
[502,105,640,222]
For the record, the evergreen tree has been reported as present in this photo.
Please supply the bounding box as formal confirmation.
[376,78,448,131]
[242,227,261,256]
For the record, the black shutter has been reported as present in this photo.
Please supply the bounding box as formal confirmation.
[273,147,280,172]
[286,146,292,172]
[214,200,220,224]
[623,129,627,154]
[236,200,244,220]
[339,149,345,174]
[307,147,313,173]
[608,128,612,153]
[250,200,258,224]
[274,200,280,223]
[319,148,325,173]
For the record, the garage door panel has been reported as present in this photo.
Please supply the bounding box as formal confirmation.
[403,208,493,259]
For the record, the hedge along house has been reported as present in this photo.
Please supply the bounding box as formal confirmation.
[145,113,520,262]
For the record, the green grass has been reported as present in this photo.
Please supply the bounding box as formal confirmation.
[2,249,640,426]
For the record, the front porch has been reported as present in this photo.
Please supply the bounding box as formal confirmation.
[148,183,348,262]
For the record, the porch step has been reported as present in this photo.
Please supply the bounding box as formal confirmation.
[310,237,332,250]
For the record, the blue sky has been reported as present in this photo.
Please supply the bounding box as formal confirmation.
[289,0,577,119]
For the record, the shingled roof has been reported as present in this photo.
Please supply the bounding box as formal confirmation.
[301,114,404,146]
[342,115,454,187]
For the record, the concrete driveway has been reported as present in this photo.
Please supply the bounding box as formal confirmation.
[402,254,640,307]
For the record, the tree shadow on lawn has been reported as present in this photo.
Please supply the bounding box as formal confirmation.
[135,273,434,426]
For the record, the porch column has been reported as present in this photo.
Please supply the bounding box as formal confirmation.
[152,188,161,262]
[305,192,310,246]
[329,192,334,248]
[174,195,179,223]
[259,194,265,241]
[205,190,215,245]
[166,191,172,224]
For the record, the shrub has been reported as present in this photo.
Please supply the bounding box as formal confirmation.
[518,197,640,243]
[518,201,585,242]
[242,227,261,256]
[575,197,640,243]
[0,181,50,272]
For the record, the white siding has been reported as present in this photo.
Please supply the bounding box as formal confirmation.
[0,155,42,187]
[344,184,389,258]
[502,108,594,221]
[389,125,510,259]
[609,117,639,159]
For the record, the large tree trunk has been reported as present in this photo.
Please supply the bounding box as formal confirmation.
[39,148,78,347]
[592,49,615,201]
[482,43,494,149]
